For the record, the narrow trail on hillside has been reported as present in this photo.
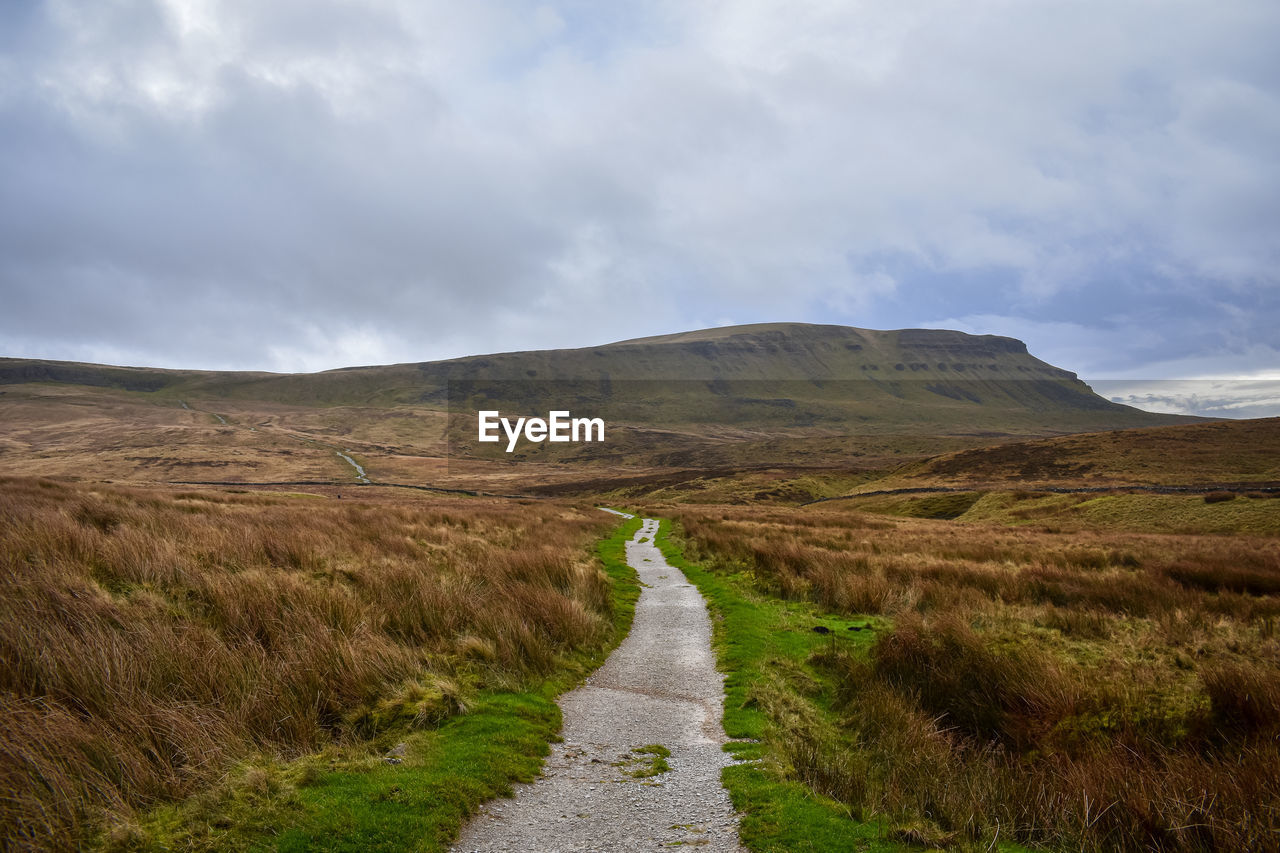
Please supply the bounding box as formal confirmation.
[334,450,370,483]
[451,514,746,852]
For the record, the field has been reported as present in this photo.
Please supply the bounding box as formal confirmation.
[0,477,631,850]
[653,498,1280,851]
[7,470,1275,851]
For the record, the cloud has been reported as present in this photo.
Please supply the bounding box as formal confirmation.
[1,0,1277,374]
[1091,379,1280,419]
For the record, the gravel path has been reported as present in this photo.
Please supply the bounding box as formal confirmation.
[451,515,746,852]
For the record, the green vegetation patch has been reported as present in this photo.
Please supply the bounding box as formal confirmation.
[122,692,559,853]
[274,691,561,852]
[1073,492,1280,534]
[722,764,890,853]
[613,743,671,778]
[844,491,985,520]
[872,489,1280,535]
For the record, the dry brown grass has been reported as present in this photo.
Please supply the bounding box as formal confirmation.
[0,384,696,496]
[870,416,1280,491]
[668,503,1280,851]
[0,477,614,850]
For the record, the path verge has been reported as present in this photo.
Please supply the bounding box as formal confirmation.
[652,519,1036,853]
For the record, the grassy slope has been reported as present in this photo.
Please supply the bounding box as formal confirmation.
[821,418,1280,535]
[861,417,1280,492]
[841,490,1280,535]
[107,515,643,852]
[0,383,452,485]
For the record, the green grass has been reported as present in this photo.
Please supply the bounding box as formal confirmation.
[126,692,563,853]
[721,765,893,852]
[272,692,564,852]
[110,516,643,852]
[614,743,671,778]
[850,491,985,520]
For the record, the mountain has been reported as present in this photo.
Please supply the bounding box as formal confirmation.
[0,323,1200,485]
[2,323,1185,421]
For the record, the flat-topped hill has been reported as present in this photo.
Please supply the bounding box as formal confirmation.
[0,323,1201,484]
[1,323,1189,430]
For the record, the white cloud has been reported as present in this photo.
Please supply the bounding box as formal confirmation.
[1091,379,1280,419]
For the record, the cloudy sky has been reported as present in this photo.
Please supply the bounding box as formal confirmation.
[2,1,1278,412]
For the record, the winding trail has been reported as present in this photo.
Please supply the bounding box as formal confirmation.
[335,450,370,483]
[451,514,746,852]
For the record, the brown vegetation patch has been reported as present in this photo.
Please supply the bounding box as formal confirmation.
[667,503,1280,851]
[0,477,614,849]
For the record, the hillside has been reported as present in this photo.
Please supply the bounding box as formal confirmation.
[3,324,1194,429]
[850,416,1280,492]
[0,323,1199,486]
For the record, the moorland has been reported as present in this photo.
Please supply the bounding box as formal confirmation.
[1,323,1277,852]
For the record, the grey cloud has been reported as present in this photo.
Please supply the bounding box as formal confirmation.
[1,1,1277,381]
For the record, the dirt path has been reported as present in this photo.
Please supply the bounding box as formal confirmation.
[451,514,746,852]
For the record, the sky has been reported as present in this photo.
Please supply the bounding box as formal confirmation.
[2,1,1279,414]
